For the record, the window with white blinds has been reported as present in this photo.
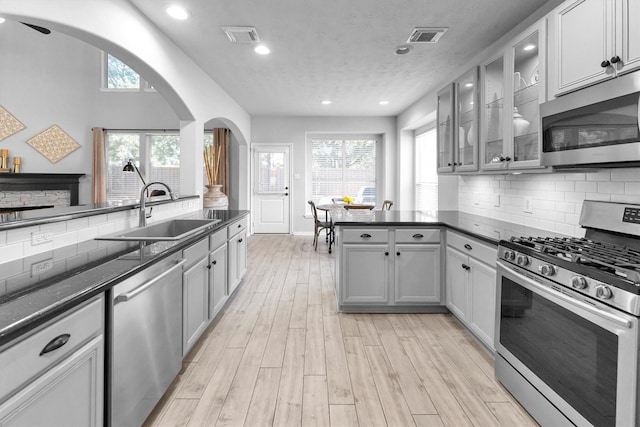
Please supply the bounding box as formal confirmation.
[415,128,438,215]
[105,131,180,202]
[308,135,378,207]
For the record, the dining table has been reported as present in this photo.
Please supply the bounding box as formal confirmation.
[314,203,375,253]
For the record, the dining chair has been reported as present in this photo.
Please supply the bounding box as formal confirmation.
[308,200,333,252]
[382,200,393,210]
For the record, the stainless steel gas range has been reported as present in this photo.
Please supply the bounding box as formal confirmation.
[495,200,640,427]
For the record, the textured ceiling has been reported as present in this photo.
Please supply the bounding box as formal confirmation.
[130,0,555,117]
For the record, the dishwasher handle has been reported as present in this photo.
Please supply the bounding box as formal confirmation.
[114,258,186,305]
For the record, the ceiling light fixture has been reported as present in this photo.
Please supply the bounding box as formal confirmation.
[394,45,413,55]
[166,5,189,20]
[523,43,536,51]
[321,100,332,105]
[0,17,6,24]
[465,83,473,88]
[379,101,389,105]
[254,45,270,55]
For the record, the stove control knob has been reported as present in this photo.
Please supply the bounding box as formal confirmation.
[516,254,530,267]
[539,265,557,276]
[595,285,613,300]
[503,250,516,261]
[570,276,588,290]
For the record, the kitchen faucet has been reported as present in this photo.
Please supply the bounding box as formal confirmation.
[139,182,177,227]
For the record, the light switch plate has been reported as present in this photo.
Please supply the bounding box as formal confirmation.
[524,197,533,213]
[473,192,480,205]
[494,194,501,207]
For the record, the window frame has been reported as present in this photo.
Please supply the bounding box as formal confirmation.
[105,130,180,202]
[100,52,156,92]
[414,124,438,215]
[305,133,382,216]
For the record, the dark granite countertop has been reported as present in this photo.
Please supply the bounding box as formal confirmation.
[0,195,200,231]
[0,209,249,348]
[330,209,567,246]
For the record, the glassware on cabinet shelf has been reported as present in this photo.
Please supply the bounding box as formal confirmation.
[456,68,478,168]
[512,31,540,162]
[483,56,504,164]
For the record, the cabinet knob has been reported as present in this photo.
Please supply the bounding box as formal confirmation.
[464,243,472,250]
[601,59,611,68]
[212,260,217,265]
[447,163,452,166]
[238,238,243,243]
[610,55,621,64]
[461,263,470,271]
[385,251,389,256]
[396,251,401,256]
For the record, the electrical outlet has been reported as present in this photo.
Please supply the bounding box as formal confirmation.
[473,192,480,205]
[524,197,533,213]
[31,231,53,246]
[494,194,501,207]
[31,259,53,276]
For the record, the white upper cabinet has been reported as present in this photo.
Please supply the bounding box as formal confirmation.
[437,68,479,174]
[481,20,546,171]
[549,0,640,96]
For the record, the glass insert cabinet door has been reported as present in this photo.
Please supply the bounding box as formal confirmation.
[436,84,454,173]
[482,55,505,167]
[454,67,479,171]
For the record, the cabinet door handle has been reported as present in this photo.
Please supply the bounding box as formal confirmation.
[610,55,621,64]
[412,233,423,239]
[238,224,242,228]
[360,233,372,239]
[601,59,611,68]
[461,263,470,271]
[464,243,472,250]
[212,260,217,265]
[40,334,71,356]
[238,238,243,243]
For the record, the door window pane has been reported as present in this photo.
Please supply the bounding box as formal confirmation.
[415,129,438,214]
[258,152,285,193]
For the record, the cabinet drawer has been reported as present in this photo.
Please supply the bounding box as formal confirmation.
[342,229,389,244]
[0,296,104,402]
[209,228,226,251]
[395,228,440,244]
[183,237,209,268]
[228,216,249,239]
[447,231,497,266]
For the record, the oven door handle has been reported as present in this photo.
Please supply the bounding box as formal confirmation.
[497,260,633,329]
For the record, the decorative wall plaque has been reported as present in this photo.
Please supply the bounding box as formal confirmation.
[26,125,80,163]
[0,105,26,142]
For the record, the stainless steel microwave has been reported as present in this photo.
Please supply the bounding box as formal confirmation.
[541,72,640,168]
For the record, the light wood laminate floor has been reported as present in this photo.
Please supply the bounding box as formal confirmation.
[143,235,538,427]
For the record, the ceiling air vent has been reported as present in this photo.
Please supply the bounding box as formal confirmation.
[407,27,448,44]
[222,26,260,43]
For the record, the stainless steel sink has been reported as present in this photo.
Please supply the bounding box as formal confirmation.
[95,218,221,242]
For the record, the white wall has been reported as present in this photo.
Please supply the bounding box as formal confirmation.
[0,21,179,204]
[251,116,396,234]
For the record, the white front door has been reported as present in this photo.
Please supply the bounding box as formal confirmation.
[252,145,290,234]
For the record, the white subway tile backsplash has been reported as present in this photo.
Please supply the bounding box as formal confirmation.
[597,181,625,194]
[575,182,598,193]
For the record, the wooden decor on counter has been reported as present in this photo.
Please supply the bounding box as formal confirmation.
[0,105,26,142]
[26,125,80,163]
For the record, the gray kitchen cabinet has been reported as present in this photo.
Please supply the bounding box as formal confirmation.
[548,0,640,96]
[182,237,210,355]
[227,217,248,296]
[0,296,104,427]
[336,226,443,311]
[209,236,228,319]
[445,231,497,350]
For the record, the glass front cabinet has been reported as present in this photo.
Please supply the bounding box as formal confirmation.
[481,21,546,171]
[437,68,479,173]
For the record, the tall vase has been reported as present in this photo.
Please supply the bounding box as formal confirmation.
[203,184,228,210]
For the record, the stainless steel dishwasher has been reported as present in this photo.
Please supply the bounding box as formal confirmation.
[110,252,185,427]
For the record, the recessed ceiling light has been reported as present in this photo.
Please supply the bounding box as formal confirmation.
[254,45,270,55]
[394,45,413,55]
[379,101,389,105]
[465,82,473,88]
[0,17,6,24]
[321,100,331,105]
[166,5,189,20]
[523,43,536,51]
